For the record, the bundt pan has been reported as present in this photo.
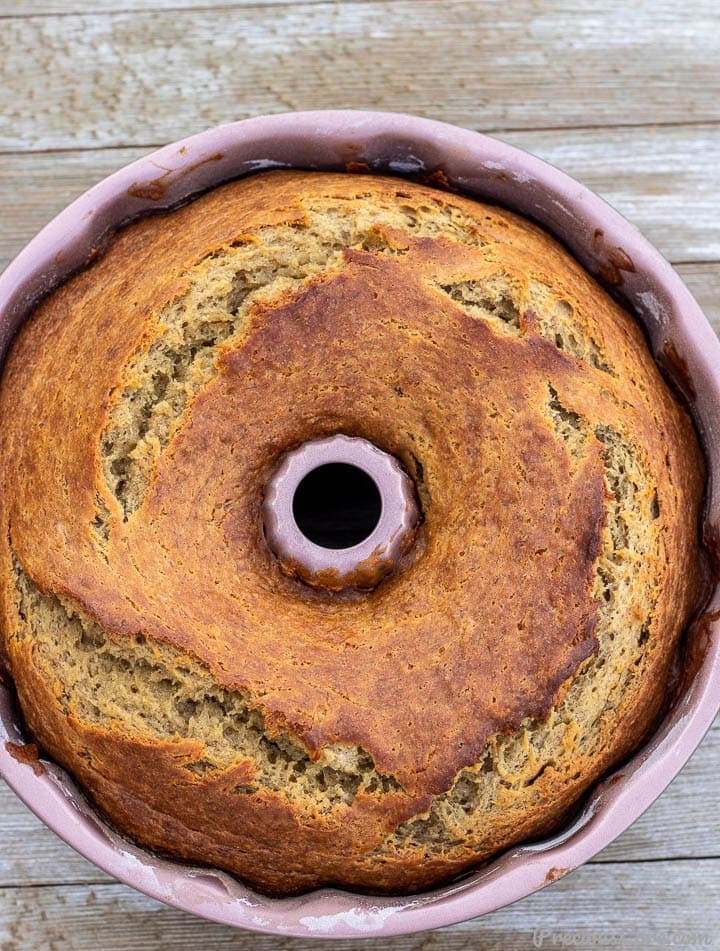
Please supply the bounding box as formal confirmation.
[1,111,719,938]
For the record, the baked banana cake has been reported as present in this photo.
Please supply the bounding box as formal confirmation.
[0,171,705,895]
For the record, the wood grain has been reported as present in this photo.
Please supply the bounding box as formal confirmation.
[1,860,718,950]
[4,0,343,13]
[1,1,719,152]
[1,123,719,270]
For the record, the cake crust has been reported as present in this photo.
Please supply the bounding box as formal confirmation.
[0,171,705,894]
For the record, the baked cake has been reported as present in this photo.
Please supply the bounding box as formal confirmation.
[0,172,705,894]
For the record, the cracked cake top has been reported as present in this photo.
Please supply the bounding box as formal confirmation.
[0,171,705,894]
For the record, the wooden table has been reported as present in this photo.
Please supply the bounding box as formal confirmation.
[1,1,718,947]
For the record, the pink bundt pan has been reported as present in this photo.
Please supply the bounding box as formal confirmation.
[1,111,719,938]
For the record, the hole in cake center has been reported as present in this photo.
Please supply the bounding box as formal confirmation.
[292,463,382,550]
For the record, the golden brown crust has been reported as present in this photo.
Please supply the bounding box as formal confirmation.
[0,171,705,894]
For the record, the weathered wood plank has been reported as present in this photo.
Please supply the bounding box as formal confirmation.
[5,0,342,13]
[1,1,719,152]
[1,124,719,271]
[0,860,718,949]
[1,716,717,887]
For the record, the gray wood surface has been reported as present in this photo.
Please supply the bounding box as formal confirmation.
[0,0,718,947]
[7,0,346,14]
[2,1,720,151]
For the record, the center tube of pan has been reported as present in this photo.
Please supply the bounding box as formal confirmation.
[262,434,420,591]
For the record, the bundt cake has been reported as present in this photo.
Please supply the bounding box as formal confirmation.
[0,171,705,894]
